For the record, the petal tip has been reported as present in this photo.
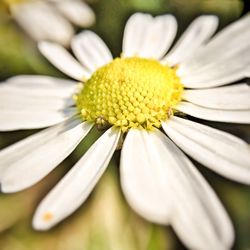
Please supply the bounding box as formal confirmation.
[32,212,54,231]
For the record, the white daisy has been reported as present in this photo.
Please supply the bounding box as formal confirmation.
[1,13,250,250]
[5,0,95,46]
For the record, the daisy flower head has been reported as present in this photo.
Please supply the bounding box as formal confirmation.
[1,12,250,249]
[4,0,95,46]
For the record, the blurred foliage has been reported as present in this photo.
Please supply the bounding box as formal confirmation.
[0,0,250,249]
[0,6,62,80]
[0,165,174,250]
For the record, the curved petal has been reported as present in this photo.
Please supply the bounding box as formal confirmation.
[123,128,234,249]
[39,41,91,81]
[122,13,177,59]
[53,0,95,27]
[162,15,218,66]
[183,84,250,110]
[0,119,93,192]
[178,15,250,76]
[11,0,74,46]
[71,31,113,73]
[162,116,250,184]
[122,13,152,57]
[0,77,77,131]
[6,75,77,98]
[33,127,120,230]
[155,129,234,249]
[137,14,177,59]
[0,107,76,131]
[179,55,250,88]
[120,129,172,224]
[176,102,250,124]
[0,84,73,111]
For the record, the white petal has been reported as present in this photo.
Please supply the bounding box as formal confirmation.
[33,127,120,230]
[162,116,250,184]
[122,13,151,58]
[0,75,78,131]
[183,84,250,110]
[179,56,250,88]
[6,75,77,98]
[54,0,95,27]
[176,102,250,124]
[0,119,93,192]
[0,107,76,131]
[245,66,250,77]
[162,15,218,66]
[178,15,250,77]
[125,129,233,249]
[11,1,74,46]
[136,14,177,59]
[0,84,73,111]
[39,41,91,81]
[71,31,113,73]
[186,42,250,75]
[120,129,172,224]
[154,130,234,249]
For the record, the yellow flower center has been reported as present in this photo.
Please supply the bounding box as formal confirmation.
[75,57,183,132]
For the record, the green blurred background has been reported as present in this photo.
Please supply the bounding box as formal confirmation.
[0,0,250,249]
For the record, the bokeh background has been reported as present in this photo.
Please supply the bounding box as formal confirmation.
[0,0,250,249]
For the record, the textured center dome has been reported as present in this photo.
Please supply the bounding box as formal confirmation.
[75,57,183,131]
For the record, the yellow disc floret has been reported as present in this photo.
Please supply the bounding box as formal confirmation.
[75,57,183,132]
